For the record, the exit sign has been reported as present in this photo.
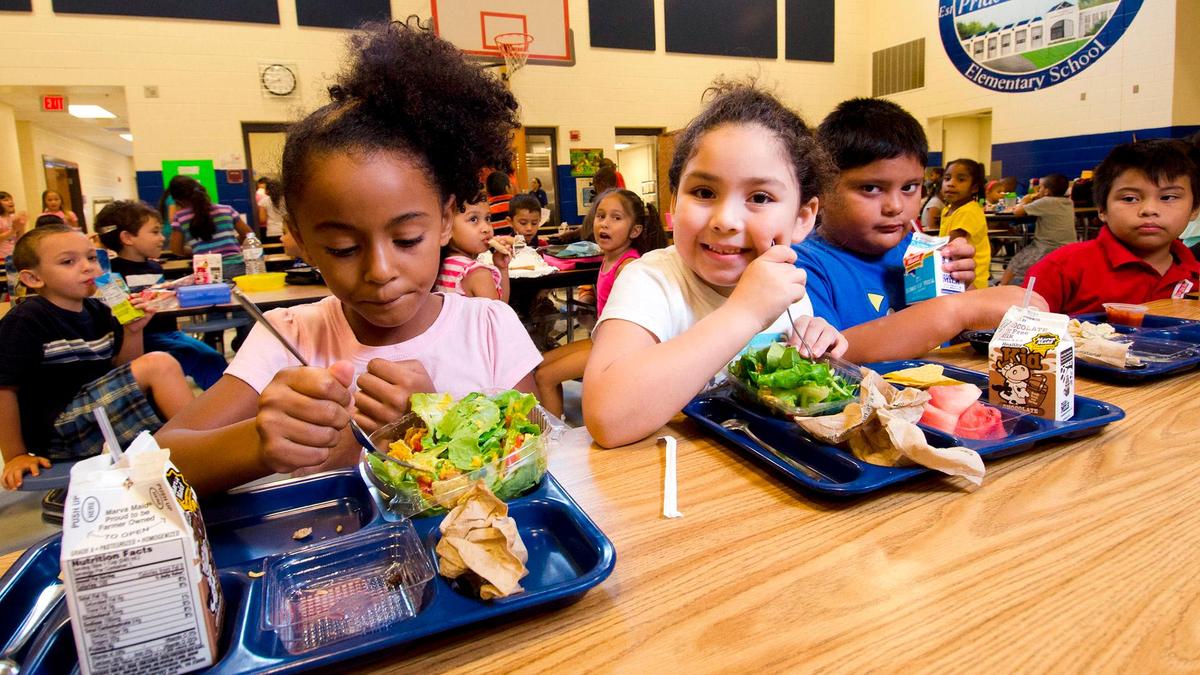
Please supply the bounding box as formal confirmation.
[42,95,65,112]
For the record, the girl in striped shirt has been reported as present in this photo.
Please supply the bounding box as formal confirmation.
[436,191,512,301]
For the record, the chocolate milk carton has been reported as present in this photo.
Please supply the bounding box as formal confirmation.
[61,432,223,675]
[903,232,965,303]
[988,305,1075,421]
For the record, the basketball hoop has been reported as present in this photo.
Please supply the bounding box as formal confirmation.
[493,32,533,80]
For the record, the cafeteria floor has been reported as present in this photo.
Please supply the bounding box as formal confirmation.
[0,381,585,556]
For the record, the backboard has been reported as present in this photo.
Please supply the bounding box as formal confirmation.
[431,0,574,66]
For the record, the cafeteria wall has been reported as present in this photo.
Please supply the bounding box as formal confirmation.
[13,121,136,220]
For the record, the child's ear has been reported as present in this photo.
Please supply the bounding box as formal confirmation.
[119,230,135,247]
[439,196,456,247]
[788,196,820,244]
[18,269,44,289]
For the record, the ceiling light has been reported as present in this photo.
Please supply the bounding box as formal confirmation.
[613,143,631,150]
[68,104,116,119]
[119,133,133,142]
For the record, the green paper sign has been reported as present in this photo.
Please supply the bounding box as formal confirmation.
[161,159,218,203]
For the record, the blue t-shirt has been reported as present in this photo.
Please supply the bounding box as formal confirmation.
[793,230,912,330]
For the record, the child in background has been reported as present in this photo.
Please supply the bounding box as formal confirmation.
[97,200,228,389]
[999,173,1076,286]
[256,177,286,238]
[1025,139,1200,314]
[486,171,515,233]
[40,189,80,231]
[168,176,252,278]
[530,177,549,208]
[536,188,667,416]
[156,22,542,494]
[0,224,194,489]
[0,191,28,261]
[583,81,846,448]
[508,193,546,248]
[1180,131,1200,252]
[940,158,991,288]
[437,191,512,301]
[920,181,944,232]
[796,97,1041,363]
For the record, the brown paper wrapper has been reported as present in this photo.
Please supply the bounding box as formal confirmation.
[435,481,529,599]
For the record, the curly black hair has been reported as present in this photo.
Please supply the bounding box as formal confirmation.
[668,79,831,204]
[281,22,519,214]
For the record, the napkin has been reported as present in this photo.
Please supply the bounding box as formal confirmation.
[795,370,985,486]
[435,481,529,600]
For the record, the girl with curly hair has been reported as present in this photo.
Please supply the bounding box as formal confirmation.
[158,22,542,493]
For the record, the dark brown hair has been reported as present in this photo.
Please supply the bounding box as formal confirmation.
[594,188,668,254]
[14,222,76,271]
[1094,139,1200,210]
[96,200,161,251]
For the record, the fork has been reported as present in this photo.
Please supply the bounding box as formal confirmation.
[720,418,833,482]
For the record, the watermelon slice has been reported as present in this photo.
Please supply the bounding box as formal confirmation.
[919,404,960,435]
[926,383,982,416]
[954,401,1007,440]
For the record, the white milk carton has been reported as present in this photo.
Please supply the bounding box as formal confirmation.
[61,433,223,675]
[192,253,223,284]
[903,232,966,304]
[988,305,1076,421]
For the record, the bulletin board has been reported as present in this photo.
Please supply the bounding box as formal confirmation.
[161,160,218,203]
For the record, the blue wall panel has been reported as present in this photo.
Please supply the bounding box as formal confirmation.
[136,170,253,221]
[990,125,1200,186]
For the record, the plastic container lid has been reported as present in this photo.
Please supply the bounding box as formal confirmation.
[260,521,435,655]
[233,272,286,292]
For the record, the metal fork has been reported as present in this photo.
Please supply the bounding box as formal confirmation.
[720,418,833,482]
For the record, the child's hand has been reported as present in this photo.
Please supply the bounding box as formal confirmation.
[255,361,354,474]
[787,315,849,359]
[123,296,156,333]
[957,286,1049,330]
[353,359,435,433]
[728,245,809,329]
[489,236,515,270]
[3,454,51,490]
[942,237,978,285]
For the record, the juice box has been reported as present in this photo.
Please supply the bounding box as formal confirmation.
[903,232,965,304]
[61,432,223,674]
[987,305,1075,421]
[94,273,146,325]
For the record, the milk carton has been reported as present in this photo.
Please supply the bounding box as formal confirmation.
[192,253,223,284]
[987,305,1075,421]
[903,232,965,304]
[61,433,223,675]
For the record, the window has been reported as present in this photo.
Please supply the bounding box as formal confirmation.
[1051,20,1065,41]
[1016,30,1026,46]
[974,40,984,56]
[871,38,925,96]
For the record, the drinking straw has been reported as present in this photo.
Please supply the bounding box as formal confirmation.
[910,219,922,233]
[659,436,682,518]
[1023,276,1037,308]
[93,406,124,465]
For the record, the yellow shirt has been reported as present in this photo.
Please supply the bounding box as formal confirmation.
[940,200,990,289]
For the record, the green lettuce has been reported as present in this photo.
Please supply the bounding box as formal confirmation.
[729,343,858,410]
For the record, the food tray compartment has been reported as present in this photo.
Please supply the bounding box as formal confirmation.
[684,360,1124,497]
[1072,312,1197,331]
[964,327,1200,382]
[725,346,862,418]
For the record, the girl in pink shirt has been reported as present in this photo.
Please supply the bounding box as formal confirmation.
[436,192,512,301]
[534,188,667,416]
[40,189,80,231]
[157,23,541,494]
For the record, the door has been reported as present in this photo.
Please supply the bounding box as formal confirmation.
[656,130,678,220]
[523,127,558,222]
[43,157,86,232]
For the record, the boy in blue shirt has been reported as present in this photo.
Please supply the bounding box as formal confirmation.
[795,98,1044,362]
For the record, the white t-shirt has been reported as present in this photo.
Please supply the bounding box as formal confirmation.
[597,246,813,343]
[225,292,542,398]
[256,192,285,237]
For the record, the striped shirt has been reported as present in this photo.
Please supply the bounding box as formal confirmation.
[437,255,502,297]
[172,203,244,264]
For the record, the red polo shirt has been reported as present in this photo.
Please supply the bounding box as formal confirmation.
[1024,226,1200,314]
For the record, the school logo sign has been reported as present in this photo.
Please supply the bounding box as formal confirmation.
[939,0,1143,92]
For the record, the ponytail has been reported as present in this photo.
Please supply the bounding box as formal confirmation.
[184,184,215,241]
[636,202,668,253]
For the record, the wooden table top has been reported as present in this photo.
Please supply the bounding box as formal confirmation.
[5,298,1199,671]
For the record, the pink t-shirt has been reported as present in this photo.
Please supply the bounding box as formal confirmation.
[596,248,640,316]
[225,292,542,398]
[436,255,502,297]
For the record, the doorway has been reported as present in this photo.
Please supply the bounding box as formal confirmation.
[43,157,86,232]
[524,126,558,222]
[241,122,289,229]
[614,128,664,211]
[937,111,992,175]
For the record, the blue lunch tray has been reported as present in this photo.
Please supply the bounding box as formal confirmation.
[683,360,1124,497]
[0,469,615,674]
[966,313,1200,383]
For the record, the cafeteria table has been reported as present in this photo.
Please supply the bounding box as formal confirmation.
[4,298,1198,670]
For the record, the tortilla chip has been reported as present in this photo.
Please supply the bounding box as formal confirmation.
[882,364,966,388]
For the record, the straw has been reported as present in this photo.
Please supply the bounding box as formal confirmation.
[659,436,682,519]
[1023,276,1037,308]
[93,406,124,465]
[910,219,922,234]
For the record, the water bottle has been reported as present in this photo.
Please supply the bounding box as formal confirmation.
[242,232,265,275]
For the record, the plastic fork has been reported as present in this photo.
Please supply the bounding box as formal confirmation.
[230,288,425,473]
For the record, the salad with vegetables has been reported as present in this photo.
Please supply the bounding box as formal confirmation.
[366,390,548,514]
[728,342,859,412]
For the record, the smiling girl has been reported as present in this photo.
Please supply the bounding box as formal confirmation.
[157,23,542,493]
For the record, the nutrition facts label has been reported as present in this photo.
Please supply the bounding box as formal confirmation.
[67,538,211,675]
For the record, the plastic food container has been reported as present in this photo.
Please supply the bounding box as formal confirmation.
[233,272,287,292]
[176,282,232,307]
[260,521,435,655]
[359,403,565,518]
[724,354,863,419]
[1103,302,1148,327]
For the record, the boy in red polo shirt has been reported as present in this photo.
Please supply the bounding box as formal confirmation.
[1024,139,1200,314]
